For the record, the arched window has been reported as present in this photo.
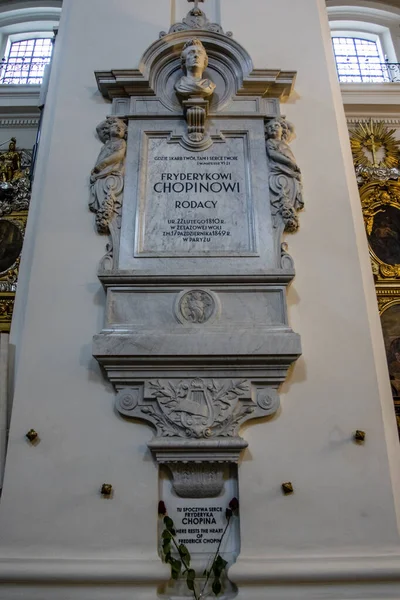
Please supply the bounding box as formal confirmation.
[0,38,53,85]
[332,36,389,83]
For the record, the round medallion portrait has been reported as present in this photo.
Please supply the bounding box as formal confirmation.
[0,219,23,274]
[368,205,400,266]
[179,290,215,324]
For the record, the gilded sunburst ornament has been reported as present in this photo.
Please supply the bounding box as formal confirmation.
[350,120,400,169]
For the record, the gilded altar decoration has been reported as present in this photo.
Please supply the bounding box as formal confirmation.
[350,120,400,184]
[0,138,22,182]
[266,117,304,233]
[0,220,23,274]
[350,119,400,436]
[376,296,400,433]
[350,121,400,282]
[0,138,31,332]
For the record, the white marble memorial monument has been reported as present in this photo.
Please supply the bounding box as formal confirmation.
[0,1,399,599]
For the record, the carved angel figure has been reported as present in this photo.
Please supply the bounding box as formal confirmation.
[89,117,127,234]
[266,118,304,233]
[175,38,215,98]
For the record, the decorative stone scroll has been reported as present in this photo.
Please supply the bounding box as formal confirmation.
[116,379,279,497]
[160,5,232,38]
[266,117,304,234]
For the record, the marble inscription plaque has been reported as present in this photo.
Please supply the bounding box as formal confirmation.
[169,499,237,556]
[136,134,256,257]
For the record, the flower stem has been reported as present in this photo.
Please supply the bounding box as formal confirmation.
[200,516,231,597]
[171,535,200,600]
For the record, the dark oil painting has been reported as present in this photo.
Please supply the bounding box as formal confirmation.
[368,205,400,266]
[0,219,23,273]
[381,303,400,433]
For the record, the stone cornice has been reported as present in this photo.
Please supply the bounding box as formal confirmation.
[0,116,39,128]
[0,85,41,114]
[341,82,400,106]
[0,552,399,585]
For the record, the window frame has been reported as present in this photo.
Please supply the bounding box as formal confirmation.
[0,35,53,85]
[331,33,389,83]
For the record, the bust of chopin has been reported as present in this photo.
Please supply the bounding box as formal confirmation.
[175,38,216,99]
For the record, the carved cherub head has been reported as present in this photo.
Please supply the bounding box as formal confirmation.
[266,118,296,143]
[96,118,127,144]
[266,119,284,141]
[281,119,296,143]
[180,38,208,76]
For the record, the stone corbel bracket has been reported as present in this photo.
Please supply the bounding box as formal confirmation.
[182,97,209,146]
[116,379,279,498]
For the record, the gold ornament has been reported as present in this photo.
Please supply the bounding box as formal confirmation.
[350,120,400,170]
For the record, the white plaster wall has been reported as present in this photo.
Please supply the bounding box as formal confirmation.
[0,125,37,149]
[220,0,400,558]
[0,0,400,598]
[1,0,173,565]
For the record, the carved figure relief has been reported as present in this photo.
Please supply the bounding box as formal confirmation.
[266,117,304,233]
[175,39,215,99]
[89,117,127,234]
[179,290,215,324]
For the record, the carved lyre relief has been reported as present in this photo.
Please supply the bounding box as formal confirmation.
[89,117,127,235]
[266,117,304,233]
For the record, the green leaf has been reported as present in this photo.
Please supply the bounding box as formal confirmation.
[178,544,191,565]
[212,555,228,578]
[162,530,172,540]
[186,569,196,591]
[162,540,171,557]
[163,516,175,532]
[215,555,228,570]
[212,577,222,596]
[170,558,182,580]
